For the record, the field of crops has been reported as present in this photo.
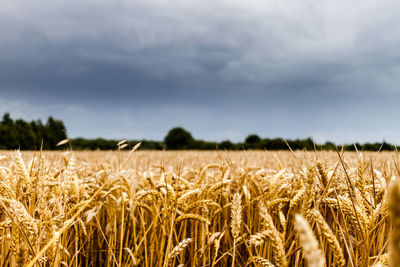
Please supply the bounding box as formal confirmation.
[0,149,398,266]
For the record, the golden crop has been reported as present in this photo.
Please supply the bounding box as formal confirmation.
[0,150,397,266]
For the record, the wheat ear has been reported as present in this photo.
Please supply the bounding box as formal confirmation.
[294,214,325,267]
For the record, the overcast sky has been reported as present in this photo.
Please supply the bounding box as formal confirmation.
[0,0,400,144]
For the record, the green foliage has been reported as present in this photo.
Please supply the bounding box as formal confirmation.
[45,116,68,149]
[245,134,262,149]
[245,134,261,144]
[164,127,194,150]
[0,113,67,150]
[219,140,234,150]
[0,113,18,149]
[0,114,396,151]
[69,138,164,150]
[15,119,36,150]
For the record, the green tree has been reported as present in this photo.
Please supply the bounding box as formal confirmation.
[245,134,262,149]
[45,116,68,149]
[266,138,287,150]
[15,119,36,149]
[0,113,18,149]
[30,120,46,148]
[219,140,234,150]
[164,127,194,150]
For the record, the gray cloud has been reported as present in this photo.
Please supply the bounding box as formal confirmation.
[1,0,400,143]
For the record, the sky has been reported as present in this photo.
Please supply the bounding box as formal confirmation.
[0,0,400,144]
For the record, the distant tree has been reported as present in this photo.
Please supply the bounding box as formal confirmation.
[141,140,164,150]
[261,138,271,149]
[193,140,215,150]
[245,134,261,144]
[381,141,393,151]
[346,143,362,151]
[245,134,262,149]
[164,127,194,150]
[30,120,46,148]
[0,113,18,149]
[319,141,335,150]
[302,138,314,150]
[15,119,36,149]
[219,140,234,150]
[45,116,68,149]
[267,138,287,150]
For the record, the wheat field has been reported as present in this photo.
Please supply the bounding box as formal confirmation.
[0,149,398,266]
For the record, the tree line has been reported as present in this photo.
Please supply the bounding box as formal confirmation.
[162,127,396,151]
[0,113,67,150]
[0,114,396,151]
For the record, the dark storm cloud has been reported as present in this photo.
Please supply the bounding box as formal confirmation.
[1,0,400,142]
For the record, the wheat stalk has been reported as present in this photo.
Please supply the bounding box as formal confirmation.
[294,214,325,267]
[313,209,345,267]
[259,204,288,267]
